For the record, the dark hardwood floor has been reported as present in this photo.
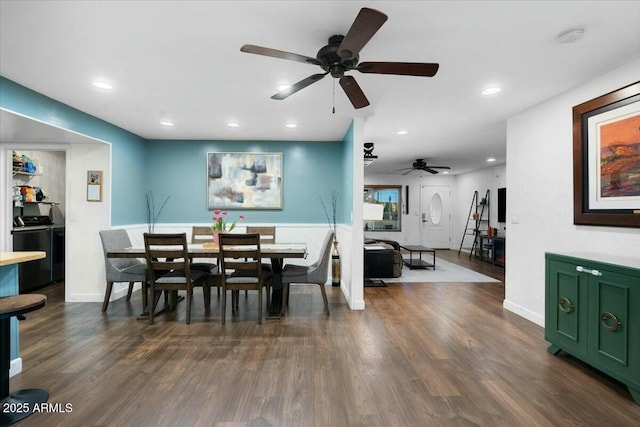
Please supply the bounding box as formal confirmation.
[11,251,639,426]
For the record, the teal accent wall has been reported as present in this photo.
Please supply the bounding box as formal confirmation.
[1,76,351,225]
[0,77,147,225]
[145,139,345,223]
[341,121,355,225]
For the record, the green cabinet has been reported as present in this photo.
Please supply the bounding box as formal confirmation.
[545,252,640,405]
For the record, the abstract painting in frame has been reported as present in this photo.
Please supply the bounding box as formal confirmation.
[573,81,640,227]
[207,152,283,209]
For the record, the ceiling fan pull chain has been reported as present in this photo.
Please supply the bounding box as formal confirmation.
[332,79,336,114]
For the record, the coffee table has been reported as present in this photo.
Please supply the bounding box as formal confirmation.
[400,245,436,270]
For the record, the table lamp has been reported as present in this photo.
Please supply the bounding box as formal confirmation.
[363,202,384,230]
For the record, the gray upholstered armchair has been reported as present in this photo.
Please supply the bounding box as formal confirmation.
[99,229,148,312]
[281,231,334,315]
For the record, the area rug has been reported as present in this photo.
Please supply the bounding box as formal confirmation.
[371,257,500,283]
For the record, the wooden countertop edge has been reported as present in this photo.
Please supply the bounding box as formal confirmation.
[0,251,46,266]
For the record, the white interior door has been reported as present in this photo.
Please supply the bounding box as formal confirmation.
[421,185,451,249]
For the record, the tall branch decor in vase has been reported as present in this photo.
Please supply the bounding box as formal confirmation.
[321,191,340,287]
[145,191,170,233]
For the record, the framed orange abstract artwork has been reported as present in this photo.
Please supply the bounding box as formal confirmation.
[573,81,640,227]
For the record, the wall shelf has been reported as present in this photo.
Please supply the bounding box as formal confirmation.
[12,170,40,177]
[23,201,58,205]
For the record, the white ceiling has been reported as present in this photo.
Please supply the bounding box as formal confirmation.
[0,110,103,145]
[1,1,639,175]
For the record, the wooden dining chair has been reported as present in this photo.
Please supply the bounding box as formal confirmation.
[243,226,276,296]
[281,231,333,316]
[143,233,208,324]
[218,233,271,324]
[190,225,221,303]
[246,226,276,244]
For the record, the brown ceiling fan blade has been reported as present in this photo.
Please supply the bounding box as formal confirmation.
[337,8,388,60]
[241,44,322,66]
[401,169,415,176]
[271,73,328,100]
[423,168,439,174]
[339,76,370,109]
[358,62,439,77]
[428,165,451,169]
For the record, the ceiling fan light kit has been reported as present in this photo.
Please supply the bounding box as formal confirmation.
[240,7,440,109]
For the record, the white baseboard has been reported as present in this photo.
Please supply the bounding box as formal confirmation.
[10,357,22,378]
[67,283,141,303]
[112,283,141,300]
[503,299,544,327]
[349,298,365,310]
[341,285,364,310]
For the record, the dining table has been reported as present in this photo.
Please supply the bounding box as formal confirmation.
[106,242,307,319]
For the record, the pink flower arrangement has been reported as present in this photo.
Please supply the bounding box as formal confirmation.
[211,210,244,233]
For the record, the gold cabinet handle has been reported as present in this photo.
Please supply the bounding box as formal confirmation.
[600,312,621,331]
[558,296,574,313]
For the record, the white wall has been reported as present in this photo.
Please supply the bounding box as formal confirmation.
[504,59,640,326]
[365,165,506,252]
[66,142,111,301]
[364,172,456,246]
[454,164,507,251]
[345,117,365,310]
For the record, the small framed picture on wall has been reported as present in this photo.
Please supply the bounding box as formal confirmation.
[87,170,103,202]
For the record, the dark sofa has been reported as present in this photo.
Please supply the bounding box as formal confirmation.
[364,238,402,278]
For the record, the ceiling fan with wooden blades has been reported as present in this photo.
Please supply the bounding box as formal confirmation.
[397,158,451,175]
[240,7,439,109]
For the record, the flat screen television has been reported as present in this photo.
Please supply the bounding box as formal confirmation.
[498,187,506,223]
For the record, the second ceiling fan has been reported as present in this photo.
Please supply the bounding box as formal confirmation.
[240,7,439,109]
[398,158,451,175]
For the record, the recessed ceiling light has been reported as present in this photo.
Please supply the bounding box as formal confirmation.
[487,157,496,162]
[442,171,449,175]
[92,80,113,90]
[557,28,585,44]
[227,121,240,128]
[482,86,501,95]
[276,83,290,92]
[396,130,408,135]
[160,120,174,127]
[285,123,298,129]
